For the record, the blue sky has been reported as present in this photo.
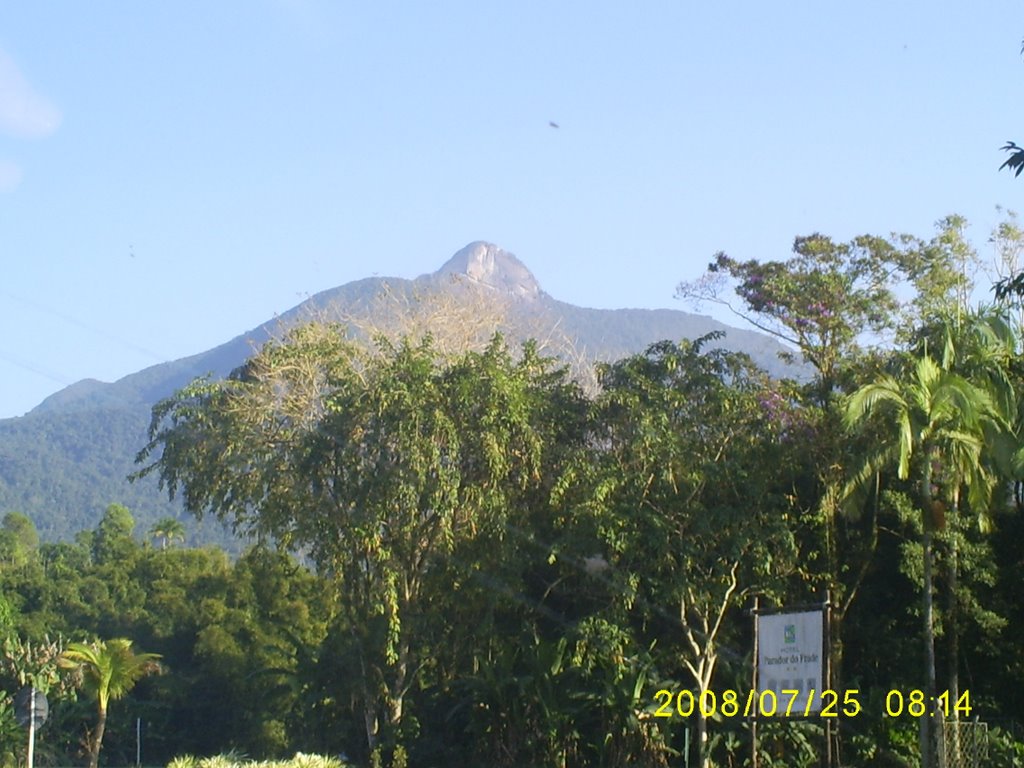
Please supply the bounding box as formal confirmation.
[2,1,1022,418]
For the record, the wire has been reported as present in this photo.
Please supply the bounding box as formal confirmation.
[0,290,169,362]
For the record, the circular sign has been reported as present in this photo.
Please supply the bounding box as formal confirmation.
[13,687,48,730]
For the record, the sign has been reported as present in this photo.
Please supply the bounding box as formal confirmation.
[756,610,824,714]
[13,687,48,731]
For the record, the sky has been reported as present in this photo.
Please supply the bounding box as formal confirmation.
[2,1,1023,418]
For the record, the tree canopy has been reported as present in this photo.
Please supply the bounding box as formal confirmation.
[3,217,1024,765]
[137,327,587,757]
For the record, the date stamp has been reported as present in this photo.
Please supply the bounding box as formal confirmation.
[651,688,971,719]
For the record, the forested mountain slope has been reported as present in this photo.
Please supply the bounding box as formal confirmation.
[0,242,803,541]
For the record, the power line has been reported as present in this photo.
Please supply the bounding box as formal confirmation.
[1,290,169,363]
[0,346,73,387]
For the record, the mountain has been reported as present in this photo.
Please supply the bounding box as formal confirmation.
[0,242,804,543]
[434,241,543,300]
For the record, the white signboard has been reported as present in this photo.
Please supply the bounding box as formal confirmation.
[757,610,824,715]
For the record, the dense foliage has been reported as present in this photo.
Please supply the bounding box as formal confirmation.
[3,218,1024,767]
[0,407,237,549]
[0,273,803,556]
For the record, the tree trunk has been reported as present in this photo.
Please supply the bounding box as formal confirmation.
[946,489,961,765]
[383,598,412,750]
[922,527,939,768]
[692,656,716,768]
[947,539,959,709]
[89,705,107,768]
[920,453,938,768]
[362,699,378,753]
[679,564,737,768]
[353,628,379,752]
[386,671,405,729]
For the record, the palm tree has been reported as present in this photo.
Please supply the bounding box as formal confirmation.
[58,638,161,768]
[921,308,1020,755]
[845,352,1003,768]
[148,517,185,550]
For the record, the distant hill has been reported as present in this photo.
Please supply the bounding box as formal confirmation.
[0,242,805,543]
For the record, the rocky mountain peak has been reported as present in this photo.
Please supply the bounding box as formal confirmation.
[434,241,542,300]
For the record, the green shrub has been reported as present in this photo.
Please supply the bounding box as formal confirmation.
[169,752,347,768]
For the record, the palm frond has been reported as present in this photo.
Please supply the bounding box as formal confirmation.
[1000,141,1024,177]
[843,378,902,428]
[840,443,900,514]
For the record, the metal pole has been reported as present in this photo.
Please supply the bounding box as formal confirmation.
[751,595,759,768]
[26,687,35,768]
[824,589,832,768]
[137,717,141,767]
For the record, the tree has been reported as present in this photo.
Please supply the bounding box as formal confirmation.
[911,308,1021,750]
[676,222,977,405]
[988,208,1024,327]
[0,513,39,568]
[92,504,136,566]
[58,638,161,768]
[677,234,896,404]
[555,337,797,767]
[677,221,981,729]
[844,352,1006,768]
[147,518,185,550]
[136,324,581,759]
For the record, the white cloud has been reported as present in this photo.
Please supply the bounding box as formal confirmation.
[0,49,61,139]
[0,159,23,192]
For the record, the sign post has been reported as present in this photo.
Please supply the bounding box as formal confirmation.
[751,595,760,768]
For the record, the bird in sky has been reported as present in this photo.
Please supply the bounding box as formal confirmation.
[548,121,559,129]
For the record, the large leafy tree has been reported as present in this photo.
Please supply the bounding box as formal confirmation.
[0,513,39,568]
[91,504,137,567]
[555,337,797,768]
[677,221,980,714]
[677,222,976,406]
[677,234,896,404]
[136,324,581,759]
[58,638,161,768]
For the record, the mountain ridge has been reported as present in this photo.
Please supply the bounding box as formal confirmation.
[2,242,804,542]
[30,242,797,416]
